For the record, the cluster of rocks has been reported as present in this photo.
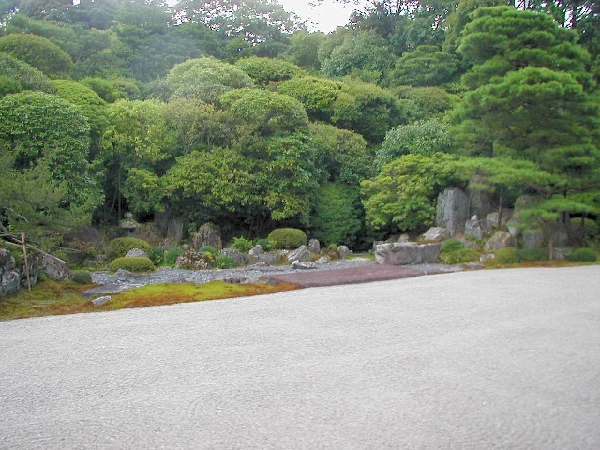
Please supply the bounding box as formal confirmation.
[373,184,580,265]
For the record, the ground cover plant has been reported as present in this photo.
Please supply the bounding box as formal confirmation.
[0,279,302,321]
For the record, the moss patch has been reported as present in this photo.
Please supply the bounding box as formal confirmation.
[0,280,302,321]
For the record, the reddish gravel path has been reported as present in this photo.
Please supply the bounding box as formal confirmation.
[264,264,426,287]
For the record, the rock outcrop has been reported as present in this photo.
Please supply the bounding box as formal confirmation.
[374,242,442,265]
[435,188,470,236]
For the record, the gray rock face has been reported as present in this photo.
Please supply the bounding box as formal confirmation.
[484,232,516,251]
[41,254,70,280]
[423,227,449,242]
[0,248,16,272]
[291,261,318,270]
[308,239,321,254]
[249,245,263,256]
[374,242,442,265]
[126,248,149,258]
[398,234,410,243]
[436,188,470,236]
[287,245,311,263]
[486,210,512,229]
[167,217,188,244]
[1,271,21,296]
[522,230,544,249]
[467,175,493,218]
[337,246,352,259]
[221,248,251,266]
[192,222,222,251]
[254,253,283,265]
[92,295,112,306]
[465,216,492,240]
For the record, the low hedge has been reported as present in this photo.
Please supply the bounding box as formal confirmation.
[566,248,597,262]
[267,228,307,249]
[71,270,92,284]
[109,257,155,273]
[108,237,152,260]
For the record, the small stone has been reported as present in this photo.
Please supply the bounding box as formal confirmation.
[92,295,112,306]
[292,261,318,270]
[126,248,148,258]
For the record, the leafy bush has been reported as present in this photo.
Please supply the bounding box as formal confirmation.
[439,248,480,264]
[516,248,549,262]
[231,236,253,253]
[494,247,518,264]
[108,237,152,260]
[566,248,597,262]
[267,228,307,249]
[440,239,465,253]
[109,257,155,273]
[200,246,218,255]
[71,270,92,284]
[164,247,185,266]
[150,246,164,265]
[256,239,273,251]
[215,255,236,269]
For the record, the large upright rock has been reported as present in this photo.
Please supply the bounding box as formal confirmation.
[192,222,222,251]
[374,242,442,265]
[41,254,71,280]
[167,217,188,244]
[436,188,470,236]
[467,175,493,218]
[465,216,492,240]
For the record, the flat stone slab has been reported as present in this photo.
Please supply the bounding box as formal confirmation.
[81,283,143,298]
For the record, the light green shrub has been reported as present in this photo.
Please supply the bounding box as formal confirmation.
[150,246,164,265]
[256,239,273,251]
[267,228,307,249]
[109,257,155,273]
[439,248,480,264]
[200,246,218,255]
[108,237,152,260]
[494,247,518,264]
[231,236,253,253]
[215,255,235,269]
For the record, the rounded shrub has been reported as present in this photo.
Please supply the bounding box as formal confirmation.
[150,246,164,265]
[516,248,549,262]
[439,248,480,264]
[164,247,185,266]
[108,237,152,260]
[215,255,236,269]
[71,270,92,284]
[109,257,155,273]
[267,228,307,249]
[566,248,597,262]
[256,239,273,251]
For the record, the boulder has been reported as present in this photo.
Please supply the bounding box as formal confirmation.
[1,271,21,296]
[192,222,222,251]
[221,248,251,266]
[167,217,188,245]
[126,248,149,258]
[0,248,16,272]
[249,245,263,256]
[480,254,496,263]
[287,245,311,263]
[486,210,512,229]
[465,216,492,240]
[308,239,321,254]
[398,234,410,243]
[422,227,449,242]
[255,253,283,265]
[337,246,352,259]
[41,254,70,280]
[467,174,493,218]
[374,242,442,265]
[484,232,516,251]
[522,230,544,249]
[292,261,318,270]
[92,295,112,306]
[435,187,470,236]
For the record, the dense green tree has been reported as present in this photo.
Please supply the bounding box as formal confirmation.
[283,31,326,71]
[234,56,302,87]
[166,57,254,103]
[376,119,453,169]
[310,182,363,247]
[0,33,73,77]
[0,91,99,207]
[361,153,458,232]
[388,45,459,87]
[394,86,456,119]
[308,122,374,184]
[0,52,54,95]
[277,75,343,122]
